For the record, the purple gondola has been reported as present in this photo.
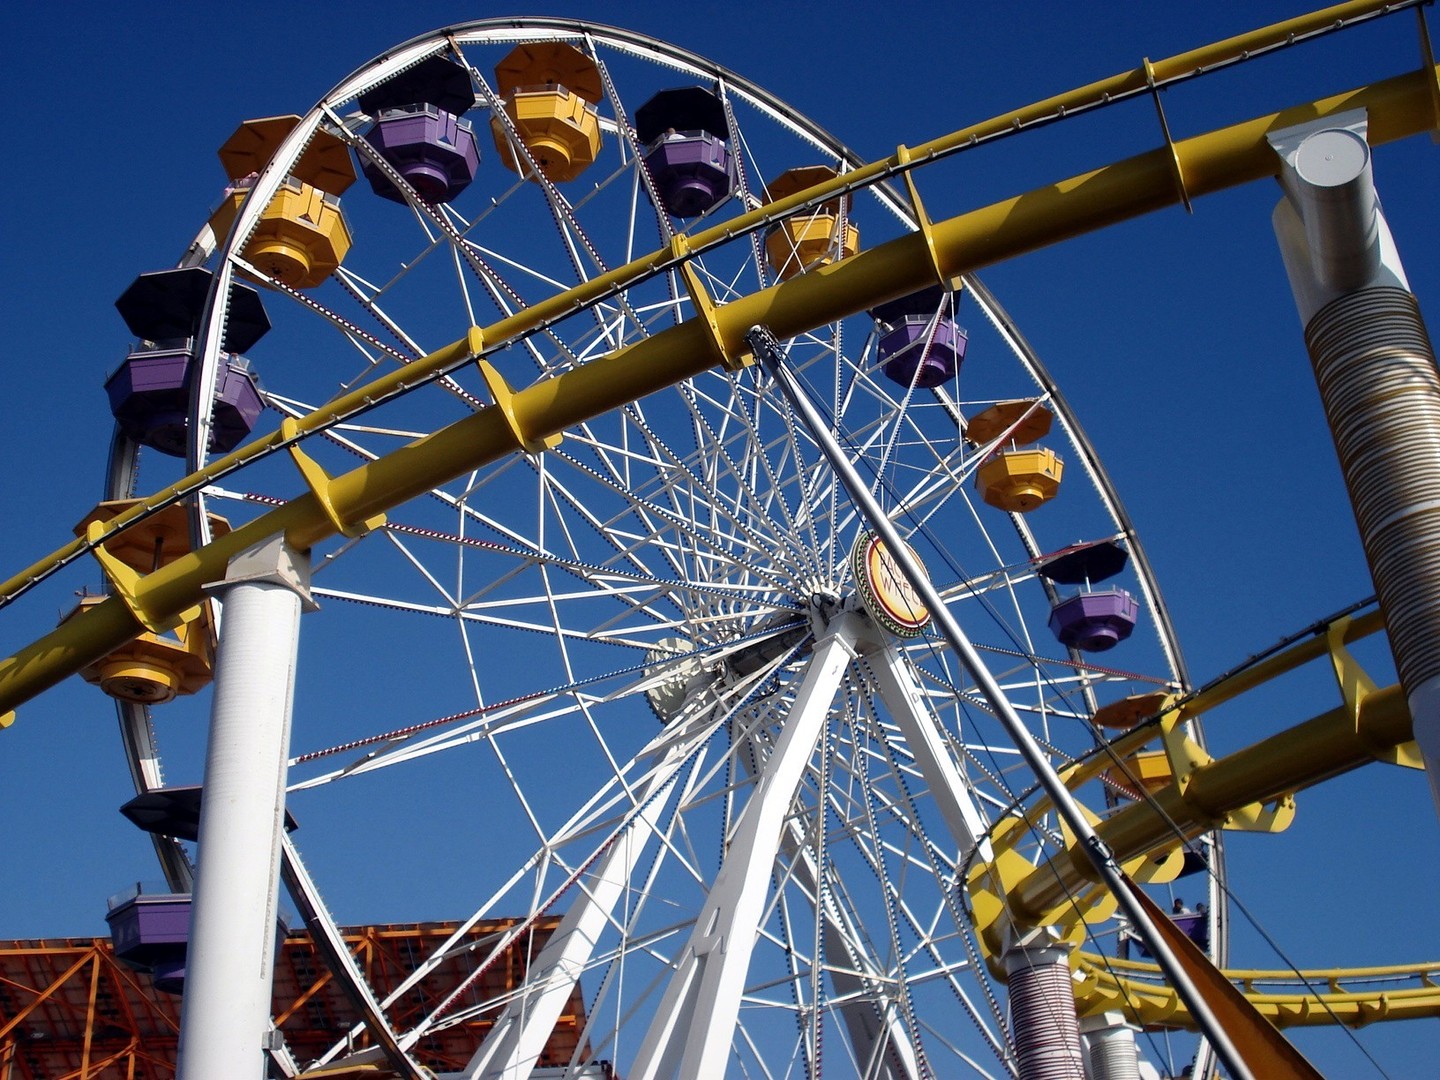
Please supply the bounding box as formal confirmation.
[635,87,734,217]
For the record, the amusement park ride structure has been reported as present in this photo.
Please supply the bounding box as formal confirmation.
[2,2,1440,1077]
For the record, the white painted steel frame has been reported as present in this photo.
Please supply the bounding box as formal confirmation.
[175,539,308,1079]
[464,740,693,1079]
[628,615,859,1079]
[101,17,1198,1078]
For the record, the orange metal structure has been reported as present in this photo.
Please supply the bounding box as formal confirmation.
[0,919,589,1078]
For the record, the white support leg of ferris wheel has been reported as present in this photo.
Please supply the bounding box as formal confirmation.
[176,535,311,1079]
[627,613,862,1080]
[864,643,990,863]
[463,740,692,1080]
[737,713,922,1080]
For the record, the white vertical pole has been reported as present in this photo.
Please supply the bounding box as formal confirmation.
[176,535,311,1078]
[1081,1011,1142,1080]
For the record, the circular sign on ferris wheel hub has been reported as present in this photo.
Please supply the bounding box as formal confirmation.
[850,531,931,638]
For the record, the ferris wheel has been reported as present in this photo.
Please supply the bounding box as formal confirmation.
[68,16,1247,1080]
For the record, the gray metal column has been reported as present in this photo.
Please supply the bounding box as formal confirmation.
[1004,930,1084,1080]
[1272,110,1440,814]
[1080,1011,1141,1080]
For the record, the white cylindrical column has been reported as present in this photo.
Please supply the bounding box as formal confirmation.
[1080,1011,1141,1080]
[176,535,311,1078]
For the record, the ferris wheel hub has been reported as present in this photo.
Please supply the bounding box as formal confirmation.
[850,531,932,638]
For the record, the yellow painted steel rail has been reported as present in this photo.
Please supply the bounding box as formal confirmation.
[966,606,1440,1029]
[3,9,1438,725]
[1077,956,1440,1028]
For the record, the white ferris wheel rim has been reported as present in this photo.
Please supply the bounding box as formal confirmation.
[106,17,1210,1078]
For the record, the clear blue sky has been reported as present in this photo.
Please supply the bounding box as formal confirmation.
[1,2,1438,1076]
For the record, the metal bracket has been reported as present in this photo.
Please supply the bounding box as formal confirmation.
[1031,799,1179,932]
[1327,616,1422,769]
[1156,699,1296,831]
[895,144,965,292]
[1417,7,1440,142]
[965,816,1041,967]
[671,233,751,370]
[1223,792,1297,833]
[1327,614,1378,718]
[476,361,563,452]
[86,519,201,634]
[1145,59,1193,214]
[281,417,387,538]
[1158,701,1208,796]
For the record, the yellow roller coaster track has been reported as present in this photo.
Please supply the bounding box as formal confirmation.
[966,604,1440,1028]
[1,0,1437,1038]
[6,1,1440,716]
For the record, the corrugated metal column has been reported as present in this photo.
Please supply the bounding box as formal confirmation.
[175,536,311,1078]
[1271,110,1440,815]
[1003,930,1085,1080]
[1080,1011,1142,1080]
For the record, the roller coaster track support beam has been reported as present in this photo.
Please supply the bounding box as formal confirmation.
[1271,110,1440,821]
[175,536,312,1080]
[1081,1012,1141,1080]
[1004,929,1085,1080]
[3,54,1440,731]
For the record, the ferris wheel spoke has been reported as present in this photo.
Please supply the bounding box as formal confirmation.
[336,116,501,334]
[475,78,649,352]
[291,616,789,810]
[462,733,693,1078]
[885,447,974,530]
[855,746,1014,1074]
[675,390,823,585]
[803,733,962,1074]
[554,438,801,602]
[738,716,927,1079]
[532,452,692,586]
[699,391,844,565]
[328,266,427,359]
